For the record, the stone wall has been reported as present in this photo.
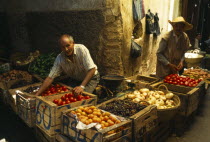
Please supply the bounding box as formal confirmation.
[3,0,181,77]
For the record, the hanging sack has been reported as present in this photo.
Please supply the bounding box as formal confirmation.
[130,40,142,58]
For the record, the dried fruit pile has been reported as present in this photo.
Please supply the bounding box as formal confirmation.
[0,70,32,82]
[53,93,90,106]
[70,106,121,129]
[99,100,147,117]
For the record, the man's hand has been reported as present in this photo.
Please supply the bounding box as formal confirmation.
[168,63,178,72]
[177,61,183,71]
[73,86,84,95]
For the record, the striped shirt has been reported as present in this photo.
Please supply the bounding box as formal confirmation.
[49,44,98,81]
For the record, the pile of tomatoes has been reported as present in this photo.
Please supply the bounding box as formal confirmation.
[41,84,69,96]
[53,93,91,106]
[164,74,202,87]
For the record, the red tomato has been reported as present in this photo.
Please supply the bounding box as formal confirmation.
[55,84,60,88]
[69,97,75,102]
[165,76,171,80]
[84,96,90,99]
[77,95,83,100]
[57,90,61,93]
[65,98,69,101]
[184,81,189,86]
[62,101,66,105]
[58,100,63,106]
[180,81,184,85]
[173,81,178,85]
[66,100,71,104]
[68,93,74,98]
[53,99,58,104]
[73,98,77,102]
[65,94,69,98]
[61,96,65,100]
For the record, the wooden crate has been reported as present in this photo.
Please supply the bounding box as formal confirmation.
[152,82,199,116]
[36,125,56,142]
[126,75,160,88]
[16,93,36,127]
[97,97,158,142]
[144,121,172,142]
[36,92,97,135]
[56,134,76,142]
[61,105,132,142]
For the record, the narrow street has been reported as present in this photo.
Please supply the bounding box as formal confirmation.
[167,87,210,142]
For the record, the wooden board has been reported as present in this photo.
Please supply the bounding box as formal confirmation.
[152,82,199,116]
[61,105,132,142]
[126,75,160,89]
[96,97,158,142]
[56,134,76,142]
[36,125,56,142]
[36,92,97,135]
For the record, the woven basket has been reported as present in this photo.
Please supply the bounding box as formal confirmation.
[156,85,181,122]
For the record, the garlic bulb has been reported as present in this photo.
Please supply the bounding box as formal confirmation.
[153,92,160,99]
[127,94,136,99]
[148,91,155,96]
[133,98,140,103]
[160,95,166,101]
[134,90,140,96]
[166,100,174,106]
[166,92,174,99]
[156,99,164,106]
[139,88,150,93]
[142,92,148,97]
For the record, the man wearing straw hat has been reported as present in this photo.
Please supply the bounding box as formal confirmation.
[156,16,193,79]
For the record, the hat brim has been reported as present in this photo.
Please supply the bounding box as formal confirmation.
[168,20,193,31]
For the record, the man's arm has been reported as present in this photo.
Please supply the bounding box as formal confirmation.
[35,77,54,96]
[73,67,96,95]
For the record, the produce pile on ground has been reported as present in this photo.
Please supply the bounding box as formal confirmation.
[28,52,57,78]
[10,80,38,89]
[69,106,121,129]
[126,88,176,109]
[183,68,210,80]
[99,100,147,117]
[41,84,69,96]
[53,93,90,106]
[0,70,32,82]
[164,74,202,87]
[15,50,40,66]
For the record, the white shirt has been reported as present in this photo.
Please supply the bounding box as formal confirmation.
[49,44,98,81]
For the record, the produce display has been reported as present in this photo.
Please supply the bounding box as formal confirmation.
[10,80,38,89]
[126,88,176,109]
[164,74,202,87]
[23,86,40,94]
[98,100,147,117]
[53,93,91,106]
[41,84,69,96]
[69,106,121,129]
[28,52,57,78]
[0,70,32,81]
[183,68,210,80]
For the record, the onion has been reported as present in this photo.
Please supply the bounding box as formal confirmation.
[127,94,136,99]
[134,90,140,96]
